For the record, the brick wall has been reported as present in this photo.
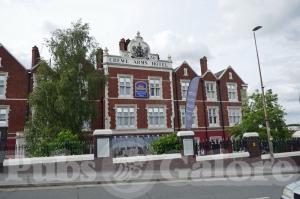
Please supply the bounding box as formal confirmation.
[0,45,29,143]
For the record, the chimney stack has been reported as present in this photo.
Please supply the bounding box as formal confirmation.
[200,56,208,75]
[125,39,130,51]
[96,48,103,69]
[119,38,126,51]
[31,46,40,67]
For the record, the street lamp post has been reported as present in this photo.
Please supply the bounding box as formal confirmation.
[252,26,274,161]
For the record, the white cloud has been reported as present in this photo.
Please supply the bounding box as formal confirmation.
[0,0,299,123]
[150,31,211,70]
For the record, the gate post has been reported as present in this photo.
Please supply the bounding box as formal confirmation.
[93,129,113,171]
[177,131,195,157]
[243,132,261,158]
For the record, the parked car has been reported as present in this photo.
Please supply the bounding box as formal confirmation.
[282,180,300,199]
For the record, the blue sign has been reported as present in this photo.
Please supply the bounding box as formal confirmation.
[185,76,201,129]
[135,81,148,98]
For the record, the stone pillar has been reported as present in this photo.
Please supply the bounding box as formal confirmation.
[93,129,113,171]
[177,131,195,156]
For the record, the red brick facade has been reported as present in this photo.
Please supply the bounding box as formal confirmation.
[100,33,247,141]
[0,32,247,151]
[0,44,30,146]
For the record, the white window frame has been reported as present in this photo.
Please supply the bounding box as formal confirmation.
[148,76,162,99]
[180,80,190,100]
[180,106,198,128]
[227,83,238,102]
[0,72,8,99]
[82,119,91,131]
[118,75,133,98]
[0,57,2,67]
[229,72,233,80]
[207,106,219,127]
[205,81,217,101]
[147,105,167,129]
[0,106,9,127]
[183,68,188,76]
[228,106,242,126]
[115,105,137,129]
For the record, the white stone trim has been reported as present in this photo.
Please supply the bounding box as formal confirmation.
[177,131,194,137]
[111,128,173,134]
[113,153,181,164]
[108,97,172,101]
[174,99,242,103]
[207,106,220,127]
[117,74,133,98]
[169,70,174,129]
[196,152,250,161]
[242,132,259,138]
[105,62,173,71]
[261,151,300,160]
[104,64,110,129]
[148,76,162,99]
[93,129,113,136]
[205,81,217,101]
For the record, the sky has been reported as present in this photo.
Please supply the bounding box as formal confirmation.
[1,0,299,124]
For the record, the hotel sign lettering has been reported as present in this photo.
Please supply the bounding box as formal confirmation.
[105,56,171,68]
[135,81,148,98]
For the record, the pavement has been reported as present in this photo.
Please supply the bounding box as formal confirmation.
[0,174,299,199]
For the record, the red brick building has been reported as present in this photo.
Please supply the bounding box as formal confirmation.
[0,44,30,155]
[1,32,247,154]
[99,32,248,142]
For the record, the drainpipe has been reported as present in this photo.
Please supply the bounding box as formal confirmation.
[201,79,208,141]
[217,80,226,139]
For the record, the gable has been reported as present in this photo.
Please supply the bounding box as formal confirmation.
[218,66,245,84]
[201,70,217,81]
[0,45,27,72]
[174,61,198,78]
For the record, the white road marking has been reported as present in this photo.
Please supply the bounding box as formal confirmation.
[248,197,270,199]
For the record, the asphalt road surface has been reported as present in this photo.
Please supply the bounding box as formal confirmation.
[0,174,299,199]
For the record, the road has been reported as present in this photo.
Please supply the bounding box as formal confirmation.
[0,174,299,199]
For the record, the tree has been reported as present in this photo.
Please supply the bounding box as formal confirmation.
[25,20,106,156]
[228,89,290,139]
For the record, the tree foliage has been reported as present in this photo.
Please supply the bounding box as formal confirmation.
[150,134,180,155]
[25,20,106,156]
[228,89,290,139]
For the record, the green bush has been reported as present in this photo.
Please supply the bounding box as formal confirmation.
[150,133,180,155]
[28,130,85,157]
